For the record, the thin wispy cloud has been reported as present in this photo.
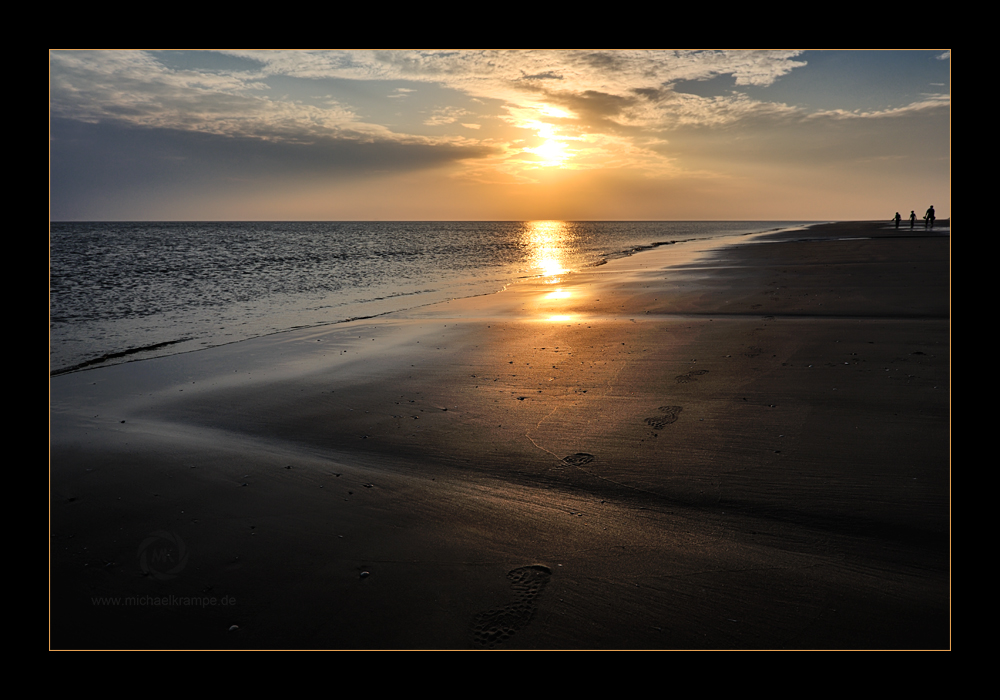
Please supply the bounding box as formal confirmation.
[809,93,950,120]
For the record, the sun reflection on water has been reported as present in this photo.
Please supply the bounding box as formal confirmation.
[525,221,570,282]
[522,221,582,323]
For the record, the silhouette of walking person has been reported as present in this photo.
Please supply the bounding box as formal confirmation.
[909,211,917,229]
[924,205,936,229]
[893,212,902,229]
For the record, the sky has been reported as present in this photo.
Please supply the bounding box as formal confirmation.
[49,50,950,221]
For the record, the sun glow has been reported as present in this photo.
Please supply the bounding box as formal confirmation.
[526,139,570,167]
[537,104,572,119]
[514,104,578,168]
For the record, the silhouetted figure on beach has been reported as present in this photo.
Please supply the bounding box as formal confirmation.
[925,205,936,229]
[893,212,902,229]
[909,211,917,229]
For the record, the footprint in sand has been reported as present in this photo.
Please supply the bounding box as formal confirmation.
[675,369,709,383]
[562,453,595,467]
[472,565,552,648]
[645,405,682,429]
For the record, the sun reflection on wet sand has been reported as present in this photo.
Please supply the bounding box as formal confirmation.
[539,290,576,323]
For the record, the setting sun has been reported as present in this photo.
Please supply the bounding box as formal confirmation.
[526,139,569,167]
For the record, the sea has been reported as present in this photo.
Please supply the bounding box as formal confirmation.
[50,221,813,375]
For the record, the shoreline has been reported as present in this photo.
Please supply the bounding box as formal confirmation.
[50,221,950,649]
[49,221,817,376]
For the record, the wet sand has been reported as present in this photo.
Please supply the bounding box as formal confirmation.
[50,221,950,649]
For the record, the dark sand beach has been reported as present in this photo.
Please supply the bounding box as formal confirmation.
[50,221,950,649]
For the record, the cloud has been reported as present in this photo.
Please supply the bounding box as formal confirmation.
[52,50,811,139]
[424,106,473,126]
[51,51,356,140]
[809,92,950,120]
[50,50,498,152]
[519,71,564,81]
